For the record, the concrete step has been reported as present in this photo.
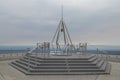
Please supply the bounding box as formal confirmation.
[68,63,96,66]
[100,61,108,70]
[16,60,99,69]
[20,58,67,66]
[30,69,68,72]
[20,58,40,65]
[20,58,97,66]
[92,58,101,64]
[18,60,99,69]
[69,66,98,69]
[89,56,98,62]
[16,60,68,69]
[69,69,105,72]
[17,60,67,66]
[16,60,34,67]
[25,72,110,75]
[10,63,110,75]
[23,56,94,63]
[13,60,104,72]
[31,66,99,69]
[17,57,108,70]
[105,63,111,74]
[9,63,29,74]
[27,55,95,60]
[28,56,67,60]
[11,61,29,71]
[11,62,68,72]
[16,58,108,71]
[67,60,91,63]
[23,57,67,63]
[29,68,105,72]
[18,59,67,67]
[10,55,111,75]
[96,60,104,67]
[19,59,98,67]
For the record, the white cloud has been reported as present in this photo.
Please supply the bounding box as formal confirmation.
[0,0,120,45]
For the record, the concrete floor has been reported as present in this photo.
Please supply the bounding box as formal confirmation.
[0,60,120,80]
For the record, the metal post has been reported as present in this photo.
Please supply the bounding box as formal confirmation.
[85,43,87,54]
[79,43,81,56]
[48,42,50,57]
[28,54,30,72]
[43,42,45,58]
[97,48,99,57]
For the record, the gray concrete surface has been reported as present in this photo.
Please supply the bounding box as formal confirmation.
[0,60,120,80]
[0,53,25,61]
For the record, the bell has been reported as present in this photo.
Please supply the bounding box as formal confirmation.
[61,28,64,32]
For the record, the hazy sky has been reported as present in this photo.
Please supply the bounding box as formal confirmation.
[0,0,120,46]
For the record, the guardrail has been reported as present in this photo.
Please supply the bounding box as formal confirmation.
[93,53,120,62]
[0,53,26,61]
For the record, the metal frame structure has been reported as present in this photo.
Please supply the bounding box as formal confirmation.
[27,42,50,58]
[51,6,74,55]
[78,43,87,55]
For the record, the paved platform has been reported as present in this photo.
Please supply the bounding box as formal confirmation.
[10,54,111,75]
[0,60,120,80]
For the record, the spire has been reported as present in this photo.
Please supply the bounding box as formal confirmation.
[61,5,63,20]
[52,6,74,55]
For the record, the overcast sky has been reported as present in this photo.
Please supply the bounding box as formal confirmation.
[0,0,120,46]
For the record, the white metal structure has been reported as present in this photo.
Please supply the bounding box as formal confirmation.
[51,6,74,55]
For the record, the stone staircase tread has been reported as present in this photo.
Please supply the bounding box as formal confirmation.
[23,56,95,62]
[11,62,31,74]
[89,56,98,61]
[100,61,107,70]
[30,69,104,71]
[11,61,103,71]
[21,58,89,63]
[92,58,101,64]
[96,60,104,67]
[9,63,29,74]
[16,60,38,67]
[25,72,109,75]
[20,58,40,64]
[10,55,111,75]
[18,59,97,65]
[10,63,109,75]
[105,63,111,74]
[16,60,99,68]
[19,59,68,65]
[27,55,95,60]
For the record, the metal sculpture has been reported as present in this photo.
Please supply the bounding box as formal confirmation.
[52,6,74,55]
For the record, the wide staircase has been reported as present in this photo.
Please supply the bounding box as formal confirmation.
[10,55,111,75]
